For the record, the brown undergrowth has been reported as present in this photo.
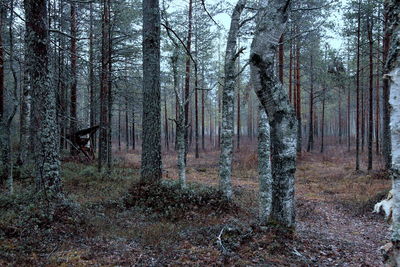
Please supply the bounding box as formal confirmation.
[0,144,392,266]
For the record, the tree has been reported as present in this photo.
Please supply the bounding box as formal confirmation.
[385,0,400,264]
[98,0,110,171]
[250,0,297,227]
[25,0,62,196]
[141,0,162,183]
[219,0,246,200]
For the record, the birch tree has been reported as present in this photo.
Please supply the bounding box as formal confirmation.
[250,0,297,227]
[219,0,246,200]
[386,0,400,264]
[258,104,272,225]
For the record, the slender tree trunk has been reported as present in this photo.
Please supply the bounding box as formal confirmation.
[339,87,342,145]
[237,38,241,150]
[356,0,361,171]
[118,108,121,151]
[367,18,373,170]
[70,1,77,155]
[141,0,162,183]
[219,0,246,200]
[89,2,96,154]
[201,67,205,150]
[125,100,129,151]
[184,0,193,161]
[164,91,169,150]
[296,34,302,154]
[98,0,110,171]
[289,33,293,104]
[321,87,326,153]
[307,54,314,152]
[132,104,135,150]
[382,2,392,170]
[376,28,381,156]
[107,10,113,172]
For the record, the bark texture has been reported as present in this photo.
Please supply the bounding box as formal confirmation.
[250,0,296,228]
[141,0,162,183]
[386,0,400,264]
[25,0,62,196]
[219,0,246,200]
[258,104,272,225]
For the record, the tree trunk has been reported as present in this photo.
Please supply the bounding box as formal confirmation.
[385,1,400,264]
[70,1,77,155]
[184,0,193,161]
[219,0,246,200]
[356,0,361,171]
[141,0,162,183]
[98,0,110,171]
[125,100,129,151]
[307,54,314,152]
[295,33,302,154]
[258,104,272,225]
[382,2,392,171]
[25,0,62,196]
[367,18,373,171]
[250,0,296,228]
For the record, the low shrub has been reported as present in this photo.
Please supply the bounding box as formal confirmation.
[125,180,237,219]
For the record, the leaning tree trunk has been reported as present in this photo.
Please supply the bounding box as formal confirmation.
[219,0,246,200]
[385,0,400,265]
[250,0,296,228]
[258,104,272,225]
[141,0,162,183]
[25,0,62,196]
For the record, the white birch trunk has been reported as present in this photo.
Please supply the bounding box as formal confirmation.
[258,104,272,225]
[219,0,246,200]
[250,0,296,228]
[385,1,400,265]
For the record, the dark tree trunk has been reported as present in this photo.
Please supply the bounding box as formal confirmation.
[382,3,392,170]
[307,54,314,152]
[98,0,110,171]
[70,1,77,155]
[367,18,373,170]
[184,0,193,161]
[141,0,162,183]
[356,0,361,171]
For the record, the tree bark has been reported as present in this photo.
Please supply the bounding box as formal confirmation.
[250,0,296,228]
[219,0,246,200]
[356,0,361,171]
[25,0,62,196]
[141,0,162,183]
[367,18,373,170]
[383,1,392,170]
[307,53,314,152]
[385,0,400,264]
[258,104,272,225]
[98,0,110,171]
[70,1,77,155]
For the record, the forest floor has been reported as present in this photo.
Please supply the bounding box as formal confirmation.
[0,145,392,266]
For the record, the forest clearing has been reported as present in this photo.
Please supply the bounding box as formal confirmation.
[0,0,400,266]
[0,145,391,266]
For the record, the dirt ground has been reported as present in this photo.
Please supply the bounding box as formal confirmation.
[0,145,391,266]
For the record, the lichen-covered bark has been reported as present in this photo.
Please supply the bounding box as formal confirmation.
[219,0,246,200]
[141,0,162,183]
[250,0,296,228]
[258,104,272,225]
[177,105,186,188]
[25,0,62,196]
[386,0,400,264]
